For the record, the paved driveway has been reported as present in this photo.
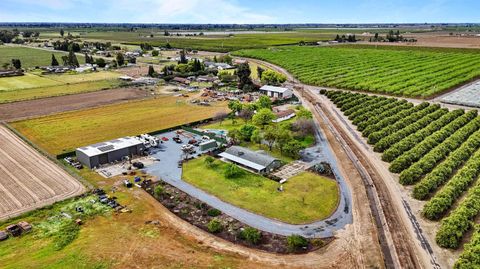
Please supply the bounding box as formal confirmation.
[144,129,353,238]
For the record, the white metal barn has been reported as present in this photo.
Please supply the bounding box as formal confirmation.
[259,85,293,99]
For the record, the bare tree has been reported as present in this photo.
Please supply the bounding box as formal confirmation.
[292,119,315,137]
[238,109,254,123]
[213,111,229,126]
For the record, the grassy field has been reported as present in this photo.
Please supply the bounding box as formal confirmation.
[0,160,245,269]
[0,71,120,92]
[0,80,121,103]
[234,46,480,97]
[0,71,121,103]
[11,96,227,155]
[183,156,339,224]
[0,46,84,68]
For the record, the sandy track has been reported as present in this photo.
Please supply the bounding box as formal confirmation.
[0,125,85,220]
[0,88,148,122]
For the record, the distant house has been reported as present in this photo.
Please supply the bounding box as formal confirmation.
[218,146,281,174]
[233,59,248,65]
[172,77,191,85]
[273,109,296,123]
[259,85,293,100]
[204,62,233,70]
[0,69,24,78]
[197,76,217,83]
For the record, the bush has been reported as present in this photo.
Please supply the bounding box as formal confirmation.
[287,234,308,251]
[204,156,215,167]
[224,163,244,178]
[154,185,164,198]
[207,218,223,233]
[240,227,262,245]
[53,221,80,250]
[207,208,221,217]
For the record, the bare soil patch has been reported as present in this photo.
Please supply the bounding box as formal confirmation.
[0,88,148,121]
[0,125,85,220]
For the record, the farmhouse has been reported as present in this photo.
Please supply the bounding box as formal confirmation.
[76,137,146,169]
[273,109,296,123]
[219,146,281,174]
[204,62,233,70]
[259,85,293,100]
[173,77,191,85]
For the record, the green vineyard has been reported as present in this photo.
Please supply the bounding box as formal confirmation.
[323,90,480,268]
[234,46,480,97]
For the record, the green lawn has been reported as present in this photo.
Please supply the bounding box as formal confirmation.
[0,46,84,68]
[0,73,61,91]
[182,156,339,224]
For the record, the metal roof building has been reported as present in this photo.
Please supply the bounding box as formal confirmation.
[259,85,293,100]
[76,137,145,169]
[218,146,281,174]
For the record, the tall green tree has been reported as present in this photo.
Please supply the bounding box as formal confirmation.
[148,65,155,77]
[11,59,21,69]
[51,54,59,66]
[253,108,275,129]
[67,50,79,67]
[237,62,254,92]
[116,53,125,66]
[60,29,64,37]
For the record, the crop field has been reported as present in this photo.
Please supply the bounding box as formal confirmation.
[71,31,333,52]
[0,125,84,220]
[0,46,84,68]
[324,90,480,267]
[183,156,339,224]
[0,80,121,104]
[0,71,121,103]
[10,96,227,155]
[234,46,480,97]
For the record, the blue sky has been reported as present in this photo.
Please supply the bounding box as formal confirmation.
[0,0,478,24]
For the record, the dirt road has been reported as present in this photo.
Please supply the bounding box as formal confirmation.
[0,125,85,220]
[0,88,148,122]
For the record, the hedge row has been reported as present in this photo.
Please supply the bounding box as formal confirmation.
[339,95,376,113]
[422,148,480,220]
[382,109,465,162]
[435,183,480,249]
[388,110,477,173]
[454,225,480,268]
[351,99,401,126]
[344,97,385,117]
[413,130,480,200]
[349,98,394,122]
[358,102,413,132]
[399,117,480,185]
[367,103,440,145]
[374,108,448,152]
[362,103,423,137]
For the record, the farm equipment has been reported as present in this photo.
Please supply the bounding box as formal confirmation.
[161,137,169,141]
[134,176,142,183]
[123,179,133,188]
[173,137,182,143]
[0,230,8,241]
[6,224,22,237]
[132,162,144,169]
[18,221,32,232]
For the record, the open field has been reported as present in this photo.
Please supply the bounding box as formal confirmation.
[11,96,227,155]
[0,46,84,68]
[0,87,147,121]
[325,90,480,267]
[0,80,121,104]
[67,31,333,52]
[183,156,339,224]
[234,46,480,97]
[0,125,84,220]
[0,71,120,92]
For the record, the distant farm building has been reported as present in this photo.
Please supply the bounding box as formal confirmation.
[76,137,146,169]
[218,146,281,174]
[259,85,293,100]
[172,77,191,85]
[0,69,23,78]
[273,109,296,123]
